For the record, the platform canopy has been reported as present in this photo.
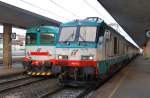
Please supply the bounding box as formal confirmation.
[98,0,149,47]
[0,1,60,29]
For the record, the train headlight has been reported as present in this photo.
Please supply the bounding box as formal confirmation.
[58,55,68,60]
[81,55,94,60]
[58,55,63,59]
[89,56,93,60]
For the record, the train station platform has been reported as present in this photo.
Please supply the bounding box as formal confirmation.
[93,55,150,98]
[0,63,25,78]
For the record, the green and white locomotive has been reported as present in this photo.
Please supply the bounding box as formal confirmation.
[54,17,138,85]
[23,26,60,76]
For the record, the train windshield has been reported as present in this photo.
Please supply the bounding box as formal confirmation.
[40,33,55,45]
[26,33,37,45]
[59,27,77,42]
[79,27,97,42]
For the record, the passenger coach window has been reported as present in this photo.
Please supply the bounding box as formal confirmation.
[114,37,117,54]
[26,33,37,45]
[40,33,55,44]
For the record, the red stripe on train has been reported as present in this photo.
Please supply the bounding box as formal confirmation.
[54,59,97,67]
[30,52,49,56]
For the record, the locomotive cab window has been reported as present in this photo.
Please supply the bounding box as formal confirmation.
[40,33,55,45]
[26,33,37,45]
[59,27,77,42]
[79,27,97,42]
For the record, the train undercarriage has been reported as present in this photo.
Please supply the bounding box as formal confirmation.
[59,66,98,86]
[23,60,61,76]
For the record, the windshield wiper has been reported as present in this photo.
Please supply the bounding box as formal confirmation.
[79,34,86,42]
[62,30,75,44]
[79,30,87,45]
[80,29,87,41]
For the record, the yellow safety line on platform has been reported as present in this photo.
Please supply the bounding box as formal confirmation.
[108,66,132,98]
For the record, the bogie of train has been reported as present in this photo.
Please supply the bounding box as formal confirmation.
[55,17,138,85]
[22,26,61,76]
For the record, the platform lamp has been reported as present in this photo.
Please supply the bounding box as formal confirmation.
[146,30,150,38]
[144,30,150,58]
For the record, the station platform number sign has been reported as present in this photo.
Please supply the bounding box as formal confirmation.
[0,33,16,39]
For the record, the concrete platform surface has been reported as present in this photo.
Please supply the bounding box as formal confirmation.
[0,63,25,78]
[93,55,150,98]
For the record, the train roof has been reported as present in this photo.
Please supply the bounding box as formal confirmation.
[26,26,59,34]
[60,17,138,49]
[61,17,104,27]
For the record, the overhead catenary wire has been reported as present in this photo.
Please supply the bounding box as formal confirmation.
[49,0,80,18]
[86,0,138,47]
[84,0,122,33]
[83,0,111,23]
[20,0,70,21]
[20,0,111,23]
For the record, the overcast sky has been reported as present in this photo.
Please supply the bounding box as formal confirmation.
[1,0,139,47]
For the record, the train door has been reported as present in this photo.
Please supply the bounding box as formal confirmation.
[104,29,111,59]
[97,36,103,60]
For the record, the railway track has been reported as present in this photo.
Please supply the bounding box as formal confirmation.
[37,86,84,98]
[0,77,59,98]
[0,75,101,98]
[37,82,101,98]
[0,74,30,84]
[76,84,99,98]
[0,74,102,98]
[37,86,65,98]
[0,75,45,93]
